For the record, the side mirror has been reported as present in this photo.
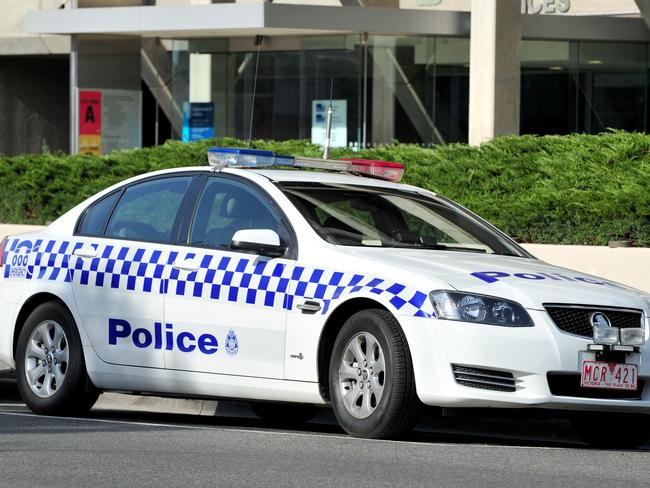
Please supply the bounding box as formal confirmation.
[231,229,287,258]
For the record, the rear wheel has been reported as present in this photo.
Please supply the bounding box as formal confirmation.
[250,402,321,426]
[570,412,650,449]
[329,309,420,439]
[15,302,99,416]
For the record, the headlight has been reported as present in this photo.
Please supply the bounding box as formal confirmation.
[430,291,534,327]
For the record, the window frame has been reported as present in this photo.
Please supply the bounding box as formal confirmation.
[74,172,202,246]
[179,173,299,260]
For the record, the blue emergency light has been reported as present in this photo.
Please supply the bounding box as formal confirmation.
[207,147,280,167]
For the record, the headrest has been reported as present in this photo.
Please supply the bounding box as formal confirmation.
[220,191,268,220]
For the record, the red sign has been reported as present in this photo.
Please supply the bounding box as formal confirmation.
[79,90,102,135]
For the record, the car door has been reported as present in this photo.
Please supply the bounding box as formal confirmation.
[163,174,295,379]
[71,174,196,369]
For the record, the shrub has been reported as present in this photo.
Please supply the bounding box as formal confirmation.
[1,131,649,246]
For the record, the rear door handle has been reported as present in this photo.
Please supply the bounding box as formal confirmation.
[172,259,199,273]
[297,300,322,314]
[73,247,98,259]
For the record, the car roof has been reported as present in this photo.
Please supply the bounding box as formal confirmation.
[226,168,408,190]
[142,166,412,191]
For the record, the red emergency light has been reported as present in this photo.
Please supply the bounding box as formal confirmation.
[339,158,405,182]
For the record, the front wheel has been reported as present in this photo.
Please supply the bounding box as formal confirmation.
[329,309,420,439]
[15,302,99,416]
[570,412,650,449]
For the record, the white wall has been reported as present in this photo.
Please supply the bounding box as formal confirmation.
[523,244,650,294]
[0,0,69,54]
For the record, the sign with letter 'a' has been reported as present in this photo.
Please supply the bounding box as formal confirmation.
[79,90,102,155]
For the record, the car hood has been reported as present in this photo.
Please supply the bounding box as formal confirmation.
[343,247,649,311]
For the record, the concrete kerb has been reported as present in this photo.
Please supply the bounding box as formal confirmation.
[93,392,220,417]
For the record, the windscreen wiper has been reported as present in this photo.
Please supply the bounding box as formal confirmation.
[394,243,487,253]
[429,245,487,253]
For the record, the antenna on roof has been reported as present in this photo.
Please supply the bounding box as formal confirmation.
[322,78,334,160]
[247,35,263,149]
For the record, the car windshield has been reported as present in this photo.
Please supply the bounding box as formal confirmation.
[278,182,526,256]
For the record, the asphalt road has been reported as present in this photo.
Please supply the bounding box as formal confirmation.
[1,376,649,488]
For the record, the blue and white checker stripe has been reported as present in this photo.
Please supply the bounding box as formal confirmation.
[3,238,435,318]
[288,266,431,317]
[167,253,291,310]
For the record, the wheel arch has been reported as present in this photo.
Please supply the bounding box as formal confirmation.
[317,297,395,401]
[13,292,75,358]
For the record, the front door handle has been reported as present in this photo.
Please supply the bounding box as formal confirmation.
[73,247,98,259]
[297,300,322,314]
[172,259,199,273]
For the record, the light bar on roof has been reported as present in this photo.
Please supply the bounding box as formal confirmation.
[207,147,277,168]
[207,147,405,182]
[293,157,352,172]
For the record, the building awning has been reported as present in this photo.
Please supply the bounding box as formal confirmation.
[27,3,650,42]
[26,3,469,39]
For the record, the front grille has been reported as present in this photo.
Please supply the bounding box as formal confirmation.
[544,304,643,338]
[452,365,517,392]
[547,373,645,400]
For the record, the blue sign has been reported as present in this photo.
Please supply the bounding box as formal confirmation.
[182,102,215,142]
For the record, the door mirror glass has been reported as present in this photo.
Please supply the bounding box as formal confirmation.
[231,229,286,257]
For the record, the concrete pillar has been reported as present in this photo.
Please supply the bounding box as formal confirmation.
[468,0,521,146]
[635,0,650,29]
[189,53,212,102]
[371,37,395,145]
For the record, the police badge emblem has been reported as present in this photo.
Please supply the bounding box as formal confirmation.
[225,329,239,356]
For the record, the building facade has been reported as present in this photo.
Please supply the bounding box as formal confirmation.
[2,0,650,155]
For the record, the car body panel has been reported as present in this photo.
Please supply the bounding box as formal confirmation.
[1,166,648,414]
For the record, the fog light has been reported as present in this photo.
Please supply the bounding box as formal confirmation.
[593,326,619,344]
[620,328,645,346]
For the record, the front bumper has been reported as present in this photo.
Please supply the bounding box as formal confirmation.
[400,310,650,413]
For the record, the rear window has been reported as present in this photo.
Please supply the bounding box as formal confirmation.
[77,191,120,236]
[105,176,192,243]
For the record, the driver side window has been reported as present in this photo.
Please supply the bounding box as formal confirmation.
[190,177,289,250]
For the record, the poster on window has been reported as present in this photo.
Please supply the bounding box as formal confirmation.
[101,89,142,154]
[311,100,347,148]
[79,90,102,155]
[182,102,215,142]
[78,89,141,155]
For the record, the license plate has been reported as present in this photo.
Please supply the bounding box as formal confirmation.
[580,361,638,390]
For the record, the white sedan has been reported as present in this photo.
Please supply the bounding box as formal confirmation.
[0,148,648,447]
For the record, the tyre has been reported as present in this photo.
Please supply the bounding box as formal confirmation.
[570,412,650,449]
[15,302,99,416]
[329,309,420,439]
[250,402,321,426]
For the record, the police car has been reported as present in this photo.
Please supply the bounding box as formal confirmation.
[0,148,648,447]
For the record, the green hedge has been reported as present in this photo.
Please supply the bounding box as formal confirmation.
[1,131,650,246]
